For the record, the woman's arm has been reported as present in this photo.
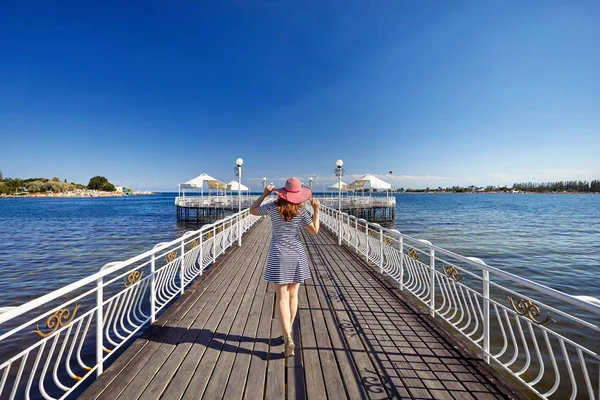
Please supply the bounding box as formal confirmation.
[305,198,320,234]
[250,185,274,216]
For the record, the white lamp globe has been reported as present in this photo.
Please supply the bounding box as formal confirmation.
[336,159,343,167]
[236,158,244,166]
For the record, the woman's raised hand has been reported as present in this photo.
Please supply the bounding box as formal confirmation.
[263,185,275,195]
[311,198,320,211]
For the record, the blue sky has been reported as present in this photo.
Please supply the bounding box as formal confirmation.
[1,1,599,191]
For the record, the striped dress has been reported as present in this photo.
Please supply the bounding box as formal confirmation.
[258,202,313,283]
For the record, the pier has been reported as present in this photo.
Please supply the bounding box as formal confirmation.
[175,195,396,224]
[80,219,520,400]
[1,205,598,399]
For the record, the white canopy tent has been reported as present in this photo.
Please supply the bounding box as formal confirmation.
[226,180,249,191]
[179,173,227,197]
[347,174,392,196]
[327,181,348,190]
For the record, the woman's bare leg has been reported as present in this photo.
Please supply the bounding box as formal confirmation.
[274,283,292,341]
[288,283,300,329]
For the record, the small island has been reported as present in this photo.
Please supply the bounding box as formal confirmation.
[0,173,148,197]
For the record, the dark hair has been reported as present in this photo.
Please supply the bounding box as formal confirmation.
[276,198,302,222]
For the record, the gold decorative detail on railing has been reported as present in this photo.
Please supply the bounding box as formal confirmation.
[384,237,393,246]
[368,230,376,238]
[165,251,177,264]
[217,226,223,233]
[103,347,112,354]
[123,270,143,288]
[207,231,213,239]
[442,265,463,282]
[83,365,92,371]
[189,239,198,249]
[408,248,419,260]
[33,304,80,337]
[508,296,555,325]
[74,375,83,381]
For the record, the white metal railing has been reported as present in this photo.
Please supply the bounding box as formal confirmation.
[175,196,259,210]
[315,196,396,210]
[175,195,395,211]
[0,209,260,400]
[319,205,600,400]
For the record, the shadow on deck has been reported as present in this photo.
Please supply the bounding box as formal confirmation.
[81,219,525,400]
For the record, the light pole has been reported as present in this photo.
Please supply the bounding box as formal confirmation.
[235,158,244,246]
[309,177,313,190]
[263,177,267,189]
[335,159,344,245]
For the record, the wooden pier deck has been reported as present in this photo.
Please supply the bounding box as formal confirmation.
[81,219,523,400]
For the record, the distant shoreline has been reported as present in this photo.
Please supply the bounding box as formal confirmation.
[0,191,155,198]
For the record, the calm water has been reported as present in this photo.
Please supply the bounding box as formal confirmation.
[0,192,598,307]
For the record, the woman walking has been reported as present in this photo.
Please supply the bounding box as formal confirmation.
[250,177,320,357]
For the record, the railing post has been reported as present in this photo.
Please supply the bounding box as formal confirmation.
[95,276,103,377]
[150,252,157,322]
[212,225,217,264]
[354,217,358,252]
[418,239,435,317]
[198,232,203,276]
[337,210,342,246]
[180,240,185,295]
[483,269,490,363]
[238,211,242,247]
[373,223,383,274]
[364,220,369,260]
[468,257,490,364]
[391,229,402,290]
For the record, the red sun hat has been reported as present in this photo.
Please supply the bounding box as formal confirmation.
[274,177,312,204]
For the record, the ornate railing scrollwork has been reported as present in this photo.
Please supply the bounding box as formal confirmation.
[207,231,213,239]
[442,265,463,282]
[407,248,419,260]
[123,270,143,288]
[508,296,555,325]
[33,304,80,337]
[189,239,198,249]
[165,251,177,264]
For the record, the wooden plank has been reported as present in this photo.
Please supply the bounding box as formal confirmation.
[302,232,395,400]
[179,246,263,399]
[199,241,267,400]
[81,234,252,400]
[298,281,327,400]
[285,317,306,400]
[264,316,285,399]
[304,279,347,400]
[319,235,429,399]
[141,245,264,399]
[306,250,370,400]
[111,240,257,400]
[221,250,270,400]
[243,292,274,400]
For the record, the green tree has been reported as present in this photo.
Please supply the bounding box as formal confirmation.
[52,177,60,182]
[87,176,110,190]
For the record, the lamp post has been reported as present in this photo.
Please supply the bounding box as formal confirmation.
[335,159,344,245]
[309,177,313,190]
[235,158,244,246]
[263,177,267,189]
